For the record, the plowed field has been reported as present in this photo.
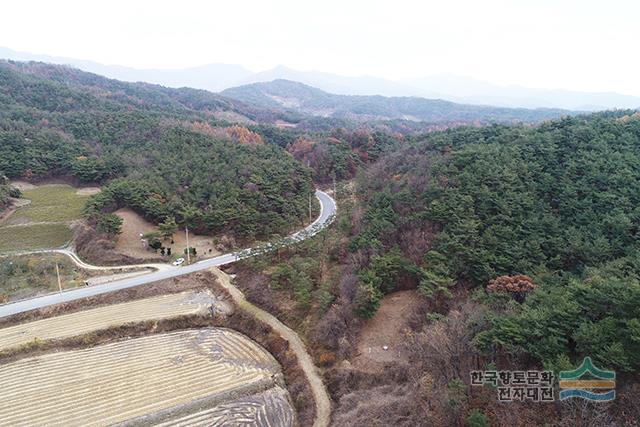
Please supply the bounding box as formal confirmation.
[0,328,292,426]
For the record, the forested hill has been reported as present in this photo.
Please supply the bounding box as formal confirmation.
[0,60,292,123]
[349,111,640,372]
[221,79,574,124]
[0,60,313,239]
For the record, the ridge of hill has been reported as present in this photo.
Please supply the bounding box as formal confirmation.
[221,79,574,124]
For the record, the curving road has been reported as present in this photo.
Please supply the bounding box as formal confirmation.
[0,190,336,318]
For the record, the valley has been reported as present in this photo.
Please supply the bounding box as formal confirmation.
[0,56,639,427]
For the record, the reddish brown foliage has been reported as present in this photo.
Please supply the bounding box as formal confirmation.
[224,125,264,145]
[184,122,264,145]
[487,275,537,302]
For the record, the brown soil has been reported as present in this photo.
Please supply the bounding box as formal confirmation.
[114,208,219,260]
[352,290,425,372]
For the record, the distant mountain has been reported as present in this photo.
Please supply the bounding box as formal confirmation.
[0,47,252,92]
[236,65,441,98]
[2,47,639,111]
[221,79,573,124]
[400,74,640,111]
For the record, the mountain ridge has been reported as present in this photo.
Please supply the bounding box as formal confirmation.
[221,79,573,124]
[2,46,639,111]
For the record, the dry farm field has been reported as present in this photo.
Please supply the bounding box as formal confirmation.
[155,386,294,427]
[0,290,219,352]
[0,328,293,426]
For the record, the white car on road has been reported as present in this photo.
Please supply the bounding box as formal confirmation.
[172,258,185,266]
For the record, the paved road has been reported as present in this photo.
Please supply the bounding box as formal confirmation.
[0,190,336,318]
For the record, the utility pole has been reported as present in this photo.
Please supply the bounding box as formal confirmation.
[307,159,313,224]
[55,263,63,294]
[333,175,337,199]
[185,226,191,264]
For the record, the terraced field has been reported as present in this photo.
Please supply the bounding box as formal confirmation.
[0,328,293,426]
[0,291,218,352]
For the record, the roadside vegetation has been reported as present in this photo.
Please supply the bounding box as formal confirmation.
[0,254,81,300]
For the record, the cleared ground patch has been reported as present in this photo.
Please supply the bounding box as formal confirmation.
[0,290,220,352]
[0,328,292,426]
[353,290,425,372]
[115,208,219,260]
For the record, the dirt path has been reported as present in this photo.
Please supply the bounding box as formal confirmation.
[1,220,71,228]
[210,268,331,427]
[1,248,172,272]
[0,198,31,224]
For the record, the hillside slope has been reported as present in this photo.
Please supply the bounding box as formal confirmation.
[221,79,574,124]
[351,111,640,373]
[0,61,313,240]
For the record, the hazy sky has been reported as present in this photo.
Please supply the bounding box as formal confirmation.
[2,0,639,95]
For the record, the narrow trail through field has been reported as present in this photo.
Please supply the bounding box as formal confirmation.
[211,267,332,427]
[1,248,171,271]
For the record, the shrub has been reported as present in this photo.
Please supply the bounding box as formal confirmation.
[466,409,489,427]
